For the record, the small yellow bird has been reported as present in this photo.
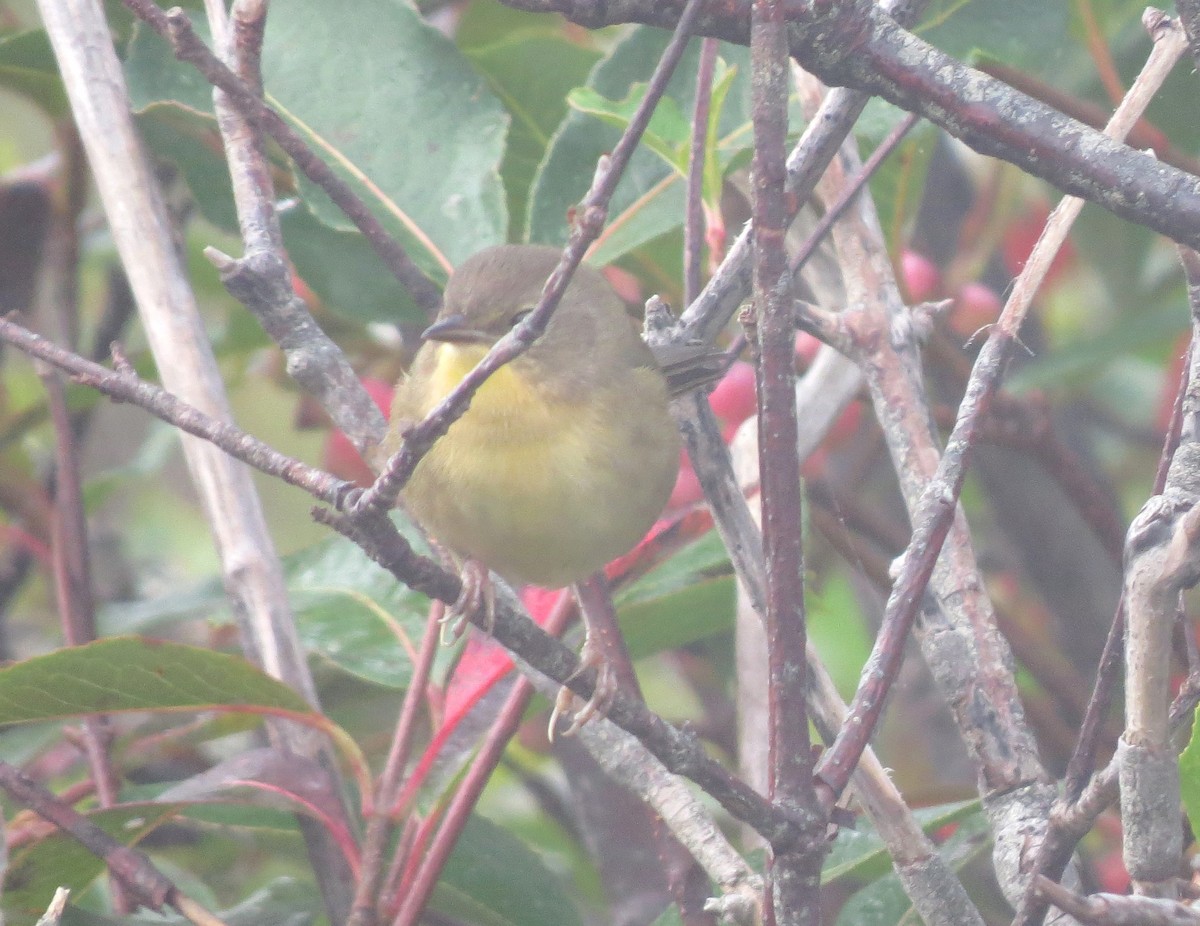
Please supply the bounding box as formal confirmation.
[389,244,680,593]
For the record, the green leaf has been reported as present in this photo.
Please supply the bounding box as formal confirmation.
[5,804,180,922]
[261,0,507,274]
[124,1,508,278]
[1010,298,1185,391]
[283,524,449,690]
[0,637,313,724]
[822,799,981,886]
[567,85,691,172]
[648,908,684,926]
[125,19,217,116]
[616,531,734,657]
[280,202,423,325]
[808,572,873,700]
[433,815,582,926]
[136,106,239,232]
[1179,703,1200,837]
[101,515,442,690]
[0,637,372,796]
[465,30,601,241]
[529,30,751,264]
[0,30,68,117]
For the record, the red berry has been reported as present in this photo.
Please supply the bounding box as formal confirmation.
[901,250,941,302]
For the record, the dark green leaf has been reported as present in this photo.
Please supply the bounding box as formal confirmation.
[57,878,318,926]
[262,0,507,275]
[616,531,734,656]
[466,30,600,241]
[124,19,216,116]
[823,799,981,886]
[529,29,750,263]
[0,637,312,725]
[834,811,990,926]
[136,106,238,232]
[434,815,582,926]
[1179,703,1200,838]
[283,523,449,690]
[280,202,423,325]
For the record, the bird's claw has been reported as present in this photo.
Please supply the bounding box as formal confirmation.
[548,636,617,739]
[440,559,495,644]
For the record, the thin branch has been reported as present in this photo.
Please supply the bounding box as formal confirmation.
[1116,241,1200,895]
[192,0,386,458]
[41,368,127,911]
[0,321,351,507]
[315,505,808,849]
[1012,347,1192,926]
[350,604,444,926]
[813,4,1188,802]
[389,597,575,926]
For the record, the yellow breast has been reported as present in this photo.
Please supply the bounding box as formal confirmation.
[400,343,678,587]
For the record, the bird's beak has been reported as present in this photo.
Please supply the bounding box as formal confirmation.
[422,313,492,345]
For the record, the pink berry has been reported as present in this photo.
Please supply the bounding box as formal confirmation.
[901,250,941,302]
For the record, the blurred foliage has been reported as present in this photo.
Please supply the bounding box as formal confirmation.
[0,0,1191,922]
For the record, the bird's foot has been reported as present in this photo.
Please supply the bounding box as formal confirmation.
[440,559,495,644]
[548,632,618,739]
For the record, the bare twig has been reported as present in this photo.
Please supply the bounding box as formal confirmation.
[1118,240,1200,896]
[193,0,387,459]
[814,4,1188,802]
[315,505,808,848]
[388,597,575,926]
[0,321,351,506]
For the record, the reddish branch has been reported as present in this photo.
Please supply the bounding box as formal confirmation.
[749,0,823,921]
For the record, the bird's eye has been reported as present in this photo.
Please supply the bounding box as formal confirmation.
[510,308,533,327]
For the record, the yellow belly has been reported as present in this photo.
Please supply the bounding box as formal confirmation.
[402,344,678,587]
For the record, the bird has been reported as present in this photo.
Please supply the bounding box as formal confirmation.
[388,244,683,727]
